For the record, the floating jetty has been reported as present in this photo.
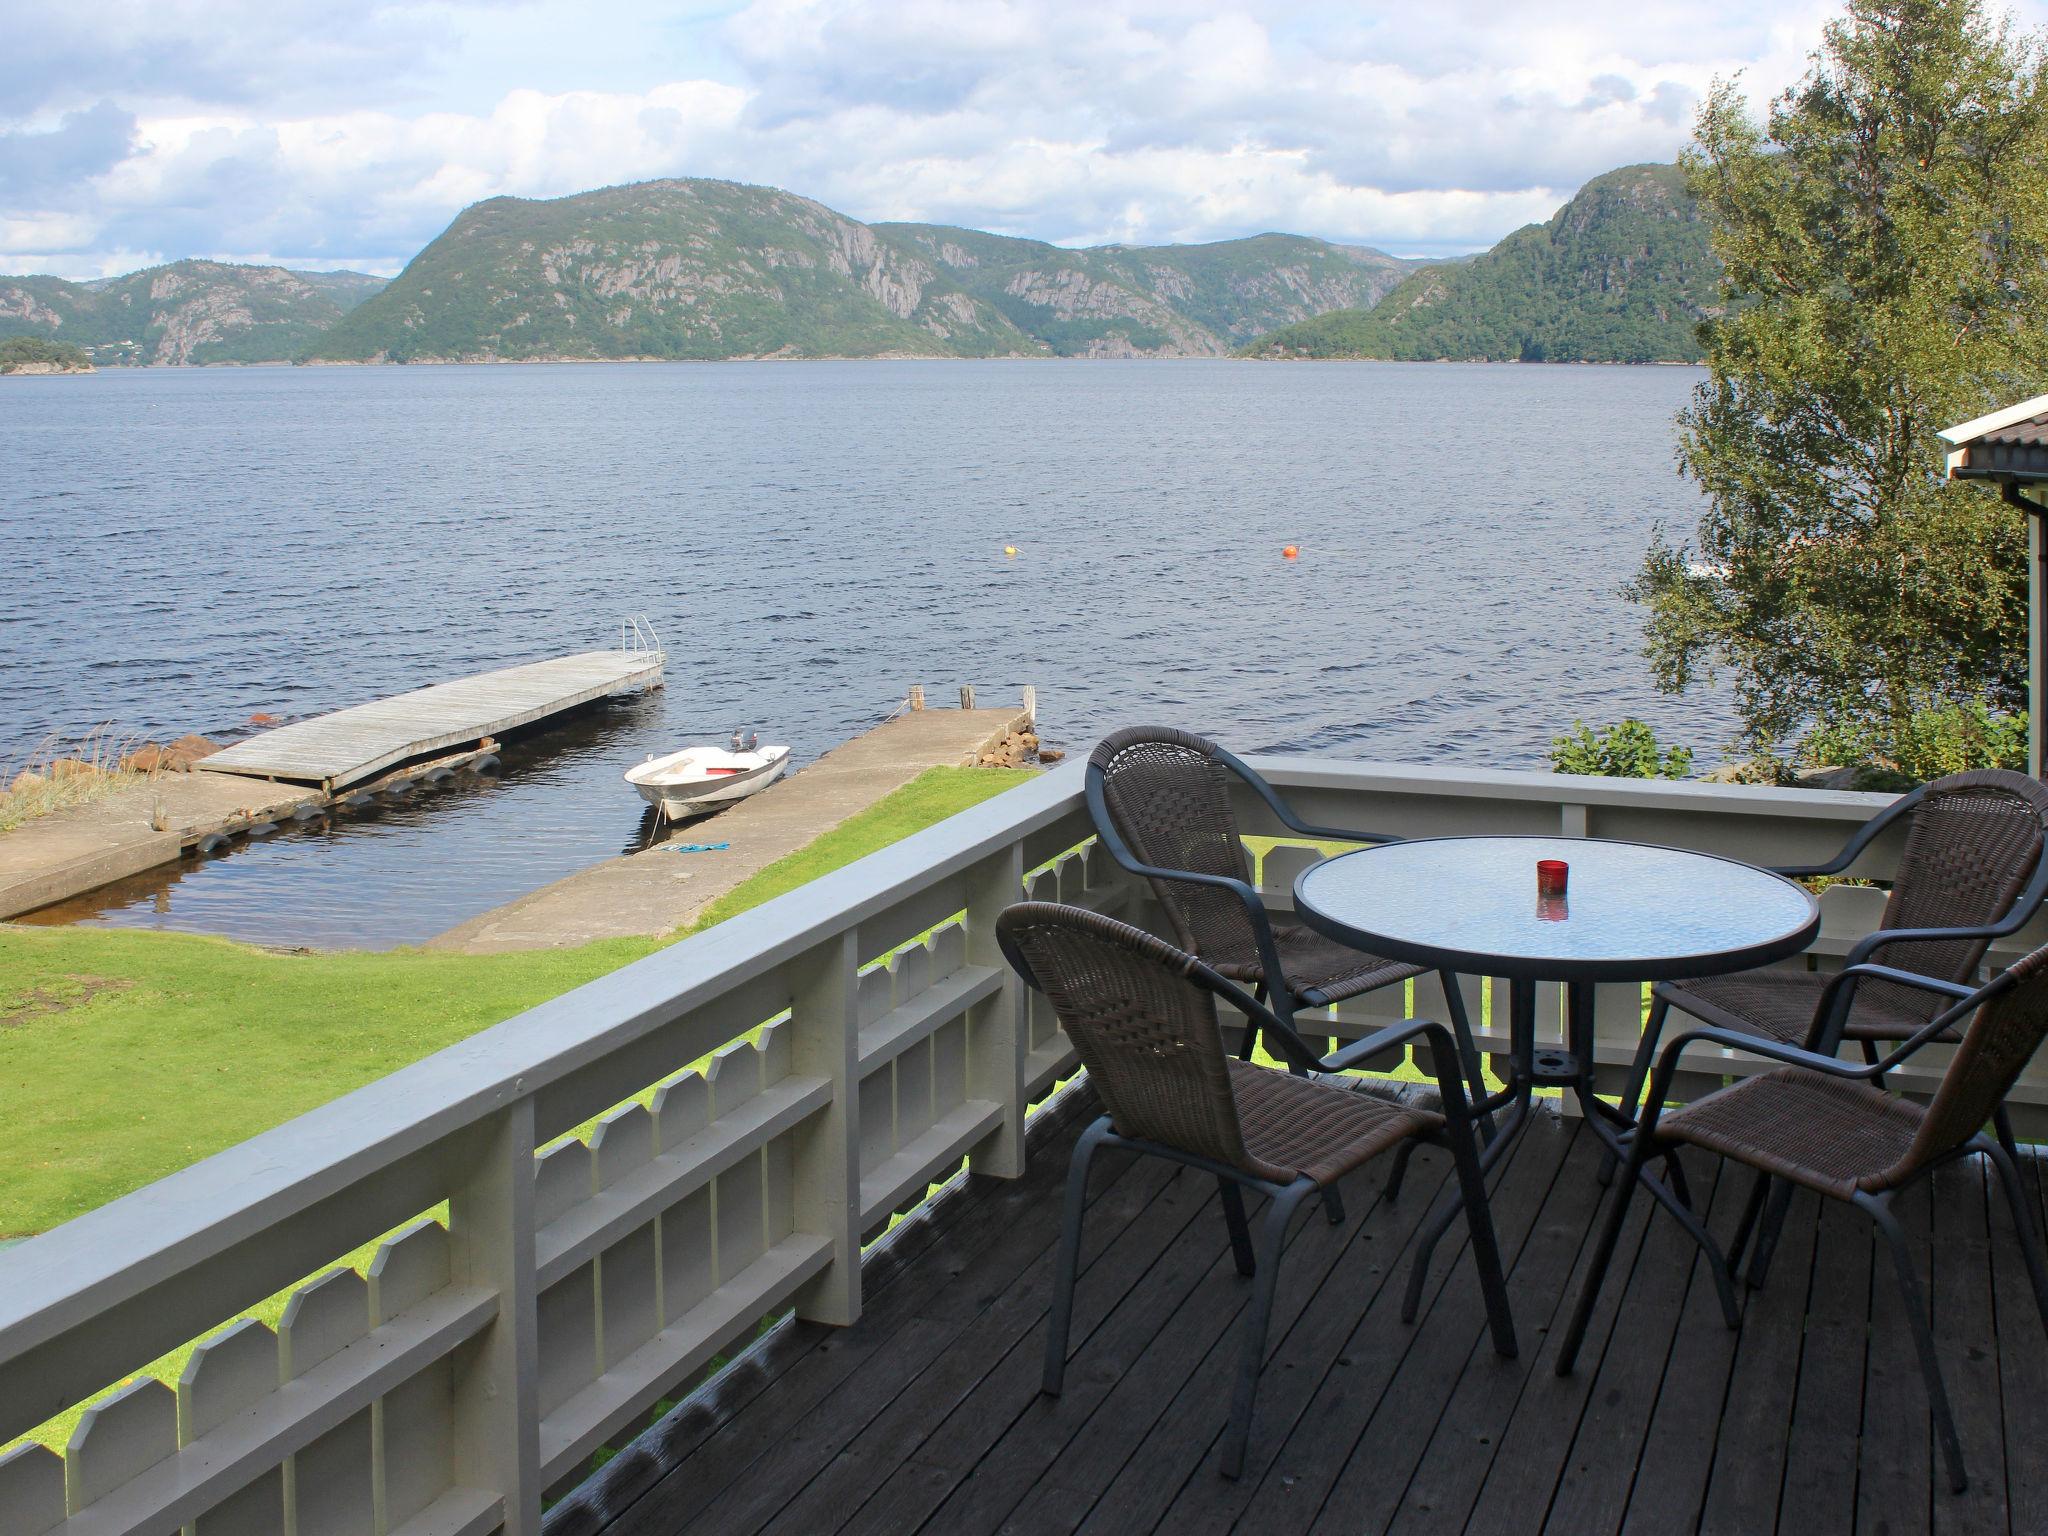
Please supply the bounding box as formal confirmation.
[0,640,666,920]
[204,648,664,793]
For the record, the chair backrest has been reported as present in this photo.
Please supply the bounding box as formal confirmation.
[1088,726,1262,972]
[1862,769,2048,1022]
[996,901,1279,1178]
[1889,943,2048,1181]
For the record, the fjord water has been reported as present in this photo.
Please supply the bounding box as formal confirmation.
[2,360,1728,948]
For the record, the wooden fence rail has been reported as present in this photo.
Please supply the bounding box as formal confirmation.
[8,756,2043,1533]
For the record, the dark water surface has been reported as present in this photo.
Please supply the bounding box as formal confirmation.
[1,360,1728,948]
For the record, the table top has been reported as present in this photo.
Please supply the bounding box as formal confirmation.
[1292,834,1820,983]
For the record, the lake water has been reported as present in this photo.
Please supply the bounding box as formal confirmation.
[1,360,1729,949]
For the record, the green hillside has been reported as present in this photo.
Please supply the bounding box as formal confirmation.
[0,262,390,366]
[1242,165,1717,364]
[876,224,1424,356]
[310,180,1043,363]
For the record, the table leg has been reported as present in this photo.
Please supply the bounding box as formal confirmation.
[1401,978,1536,1323]
[1567,982,1635,1157]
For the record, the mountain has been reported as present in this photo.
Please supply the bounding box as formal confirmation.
[0,261,389,366]
[873,225,1427,357]
[1240,165,1718,364]
[308,178,1433,363]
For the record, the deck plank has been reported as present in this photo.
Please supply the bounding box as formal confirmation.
[904,1177,1374,1535]
[1420,1128,1654,1536]
[1199,1117,1586,1536]
[1995,1156,2048,1536]
[741,1156,1214,1536]
[1932,1161,2008,1536]
[1694,1185,1824,1534]
[1536,1156,1732,1536]
[566,1095,2036,1536]
[1857,1180,1935,1536]
[606,1148,1179,1536]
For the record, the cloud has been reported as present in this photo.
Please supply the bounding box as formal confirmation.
[5,0,2034,278]
[0,102,137,202]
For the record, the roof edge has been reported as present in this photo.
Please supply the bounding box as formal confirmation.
[1938,391,2048,445]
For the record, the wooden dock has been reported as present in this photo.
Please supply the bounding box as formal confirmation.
[203,649,664,792]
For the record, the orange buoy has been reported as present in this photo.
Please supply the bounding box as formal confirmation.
[1282,545,1299,559]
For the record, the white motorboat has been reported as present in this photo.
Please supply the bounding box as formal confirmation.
[626,738,790,820]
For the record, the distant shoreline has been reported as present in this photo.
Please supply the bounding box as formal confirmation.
[50,353,1704,372]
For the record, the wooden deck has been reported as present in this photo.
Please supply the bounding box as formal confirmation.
[203,649,663,791]
[552,1087,2048,1536]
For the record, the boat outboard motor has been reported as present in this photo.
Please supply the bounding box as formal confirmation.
[731,728,744,753]
[747,731,760,753]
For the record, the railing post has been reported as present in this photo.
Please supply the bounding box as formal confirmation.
[446,1101,541,1531]
[790,931,863,1326]
[967,842,1028,1178]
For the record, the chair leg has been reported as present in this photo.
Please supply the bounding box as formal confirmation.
[1862,1192,1967,1493]
[1994,1103,2027,1177]
[1639,1154,1741,1329]
[1660,1147,1694,1212]
[1438,969,1495,1144]
[1443,1125,1517,1359]
[1239,984,1266,1061]
[1601,993,1671,1186]
[1726,1169,1770,1273]
[1745,1180,1797,1290]
[1322,1180,1347,1227]
[1558,1137,1649,1373]
[1219,1177,1257,1277]
[1043,1120,1107,1397]
[1980,1136,2048,1335]
[1384,1138,1416,1202]
[1220,1181,1307,1479]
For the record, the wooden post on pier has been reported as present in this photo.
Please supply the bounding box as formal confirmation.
[1021,686,1036,726]
[959,685,975,710]
[908,685,925,712]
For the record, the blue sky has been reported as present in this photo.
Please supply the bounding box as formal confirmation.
[4,0,2026,279]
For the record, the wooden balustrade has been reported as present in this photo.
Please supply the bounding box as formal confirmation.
[7,755,2042,1533]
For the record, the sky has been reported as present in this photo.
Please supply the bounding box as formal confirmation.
[3,0,2033,280]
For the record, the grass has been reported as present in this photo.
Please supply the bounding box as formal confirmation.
[0,765,1034,1453]
[0,727,158,833]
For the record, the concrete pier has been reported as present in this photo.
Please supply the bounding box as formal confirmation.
[427,702,1034,954]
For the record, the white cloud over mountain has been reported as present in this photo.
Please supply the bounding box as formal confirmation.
[2,0,2014,278]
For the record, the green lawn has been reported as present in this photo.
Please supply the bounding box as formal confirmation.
[0,765,1035,1240]
[0,765,1034,1454]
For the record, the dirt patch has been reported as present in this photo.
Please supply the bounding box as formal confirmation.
[1,973,134,1026]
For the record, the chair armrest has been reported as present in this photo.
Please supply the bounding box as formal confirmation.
[1316,1017,1482,1124]
[1270,817,1397,847]
[1845,924,2012,969]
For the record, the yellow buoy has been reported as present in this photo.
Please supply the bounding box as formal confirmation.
[1004,545,1018,557]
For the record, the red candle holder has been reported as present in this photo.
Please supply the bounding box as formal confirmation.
[1537,859,1569,898]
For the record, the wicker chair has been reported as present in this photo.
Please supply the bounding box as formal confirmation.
[1557,944,2048,1493]
[1087,727,1491,1136]
[998,902,1515,1479]
[1610,768,2048,1254]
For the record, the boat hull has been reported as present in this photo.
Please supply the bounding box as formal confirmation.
[627,747,789,819]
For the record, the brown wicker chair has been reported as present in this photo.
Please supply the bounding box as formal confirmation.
[1087,727,1491,1139]
[1557,943,2048,1493]
[998,901,1516,1479]
[1609,767,2048,1276]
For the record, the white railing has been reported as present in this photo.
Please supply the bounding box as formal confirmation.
[4,756,2042,1533]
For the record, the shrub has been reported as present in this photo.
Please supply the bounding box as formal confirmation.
[1549,719,1694,779]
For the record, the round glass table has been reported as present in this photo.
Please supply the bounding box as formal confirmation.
[1294,834,1819,1315]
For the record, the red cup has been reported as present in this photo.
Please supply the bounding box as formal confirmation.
[1537,859,1568,897]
